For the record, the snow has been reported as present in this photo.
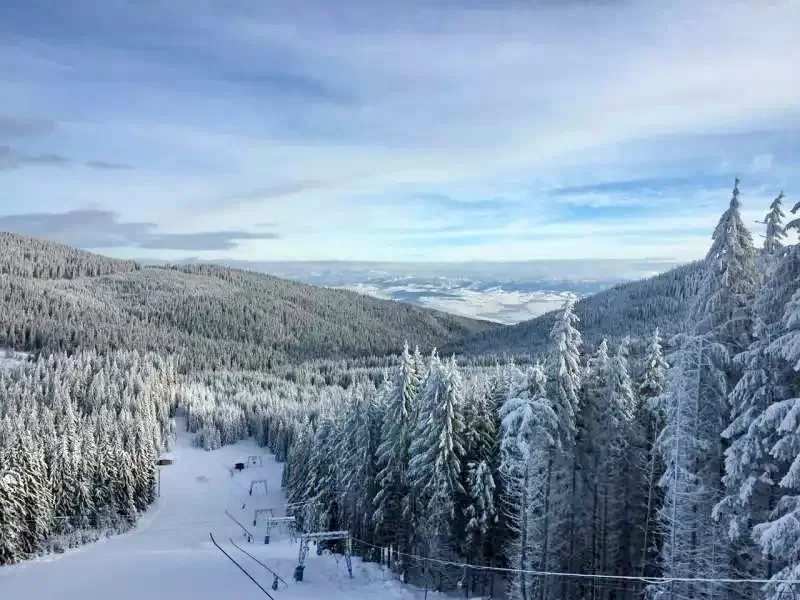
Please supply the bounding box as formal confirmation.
[340,282,577,324]
[0,348,28,371]
[0,420,442,600]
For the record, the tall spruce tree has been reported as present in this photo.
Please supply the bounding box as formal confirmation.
[748,245,800,599]
[373,342,421,565]
[500,362,559,600]
[653,179,757,599]
[761,192,787,255]
[547,299,584,600]
[407,353,467,561]
[635,328,669,579]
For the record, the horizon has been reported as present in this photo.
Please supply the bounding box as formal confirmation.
[1,0,799,267]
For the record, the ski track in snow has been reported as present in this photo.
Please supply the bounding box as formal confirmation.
[0,419,439,599]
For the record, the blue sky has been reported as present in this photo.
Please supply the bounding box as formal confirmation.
[0,0,798,262]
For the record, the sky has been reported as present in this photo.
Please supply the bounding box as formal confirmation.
[0,0,799,263]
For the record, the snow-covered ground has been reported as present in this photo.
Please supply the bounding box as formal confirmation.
[350,283,578,324]
[0,421,438,600]
[0,347,29,371]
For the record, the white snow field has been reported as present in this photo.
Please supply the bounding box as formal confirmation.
[0,421,439,600]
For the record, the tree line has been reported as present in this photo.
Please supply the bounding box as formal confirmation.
[0,351,176,564]
[0,234,495,372]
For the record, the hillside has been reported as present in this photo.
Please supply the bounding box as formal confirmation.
[445,260,704,357]
[0,233,498,370]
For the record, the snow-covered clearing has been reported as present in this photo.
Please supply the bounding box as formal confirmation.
[0,420,439,600]
[0,347,28,371]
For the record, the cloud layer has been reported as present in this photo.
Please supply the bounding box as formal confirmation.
[0,209,279,250]
[0,0,798,261]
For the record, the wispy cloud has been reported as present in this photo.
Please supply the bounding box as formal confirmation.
[0,145,69,170]
[85,160,132,170]
[0,209,279,250]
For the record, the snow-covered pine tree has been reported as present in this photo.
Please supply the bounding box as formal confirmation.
[640,328,669,401]
[604,339,637,585]
[750,251,800,599]
[0,461,26,564]
[653,180,757,599]
[635,328,668,579]
[715,243,800,586]
[547,299,584,600]
[761,192,787,256]
[373,342,421,565]
[548,299,583,444]
[650,334,731,600]
[571,338,610,598]
[463,373,500,565]
[697,177,758,353]
[499,362,559,600]
[571,337,635,597]
[407,353,467,564]
[339,383,383,551]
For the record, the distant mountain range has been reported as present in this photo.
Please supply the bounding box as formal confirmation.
[145,258,683,324]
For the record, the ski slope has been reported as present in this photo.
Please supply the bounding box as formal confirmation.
[0,419,437,600]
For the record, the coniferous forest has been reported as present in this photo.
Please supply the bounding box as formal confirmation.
[3,180,800,599]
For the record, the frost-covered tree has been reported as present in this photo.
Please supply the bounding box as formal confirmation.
[640,328,669,400]
[338,383,384,548]
[751,275,800,599]
[651,335,731,600]
[652,181,757,599]
[548,299,583,444]
[0,351,174,565]
[634,328,669,578]
[463,374,500,564]
[373,342,421,559]
[0,465,26,564]
[715,245,800,586]
[760,192,787,255]
[408,353,467,560]
[547,299,584,598]
[500,362,559,600]
[697,177,758,352]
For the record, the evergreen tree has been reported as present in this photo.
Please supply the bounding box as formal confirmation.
[715,246,800,585]
[653,180,757,599]
[463,374,500,564]
[635,328,668,579]
[548,299,584,600]
[640,328,669,400]
[408,354,467,561]
[499,362,559,600]
[548,299,583,445]
[373,342,421,562]
[761,192,787,255]
[650,334,731,600]
[698,177,758,352]
[751,258,800,599]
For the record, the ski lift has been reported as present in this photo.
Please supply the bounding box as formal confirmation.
[272,575,279,591]
[457,565,467,591]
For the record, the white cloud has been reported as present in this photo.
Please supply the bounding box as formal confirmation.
[0,0,798,261]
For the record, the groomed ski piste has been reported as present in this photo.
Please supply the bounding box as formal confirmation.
[0,419,444,600]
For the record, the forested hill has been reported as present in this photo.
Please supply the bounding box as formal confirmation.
[0,233,498,370]
[445,260,704,356]
[0,231,140,278]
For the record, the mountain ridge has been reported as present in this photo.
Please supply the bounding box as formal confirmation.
[0,232,498,370]
[444,260,704,357]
